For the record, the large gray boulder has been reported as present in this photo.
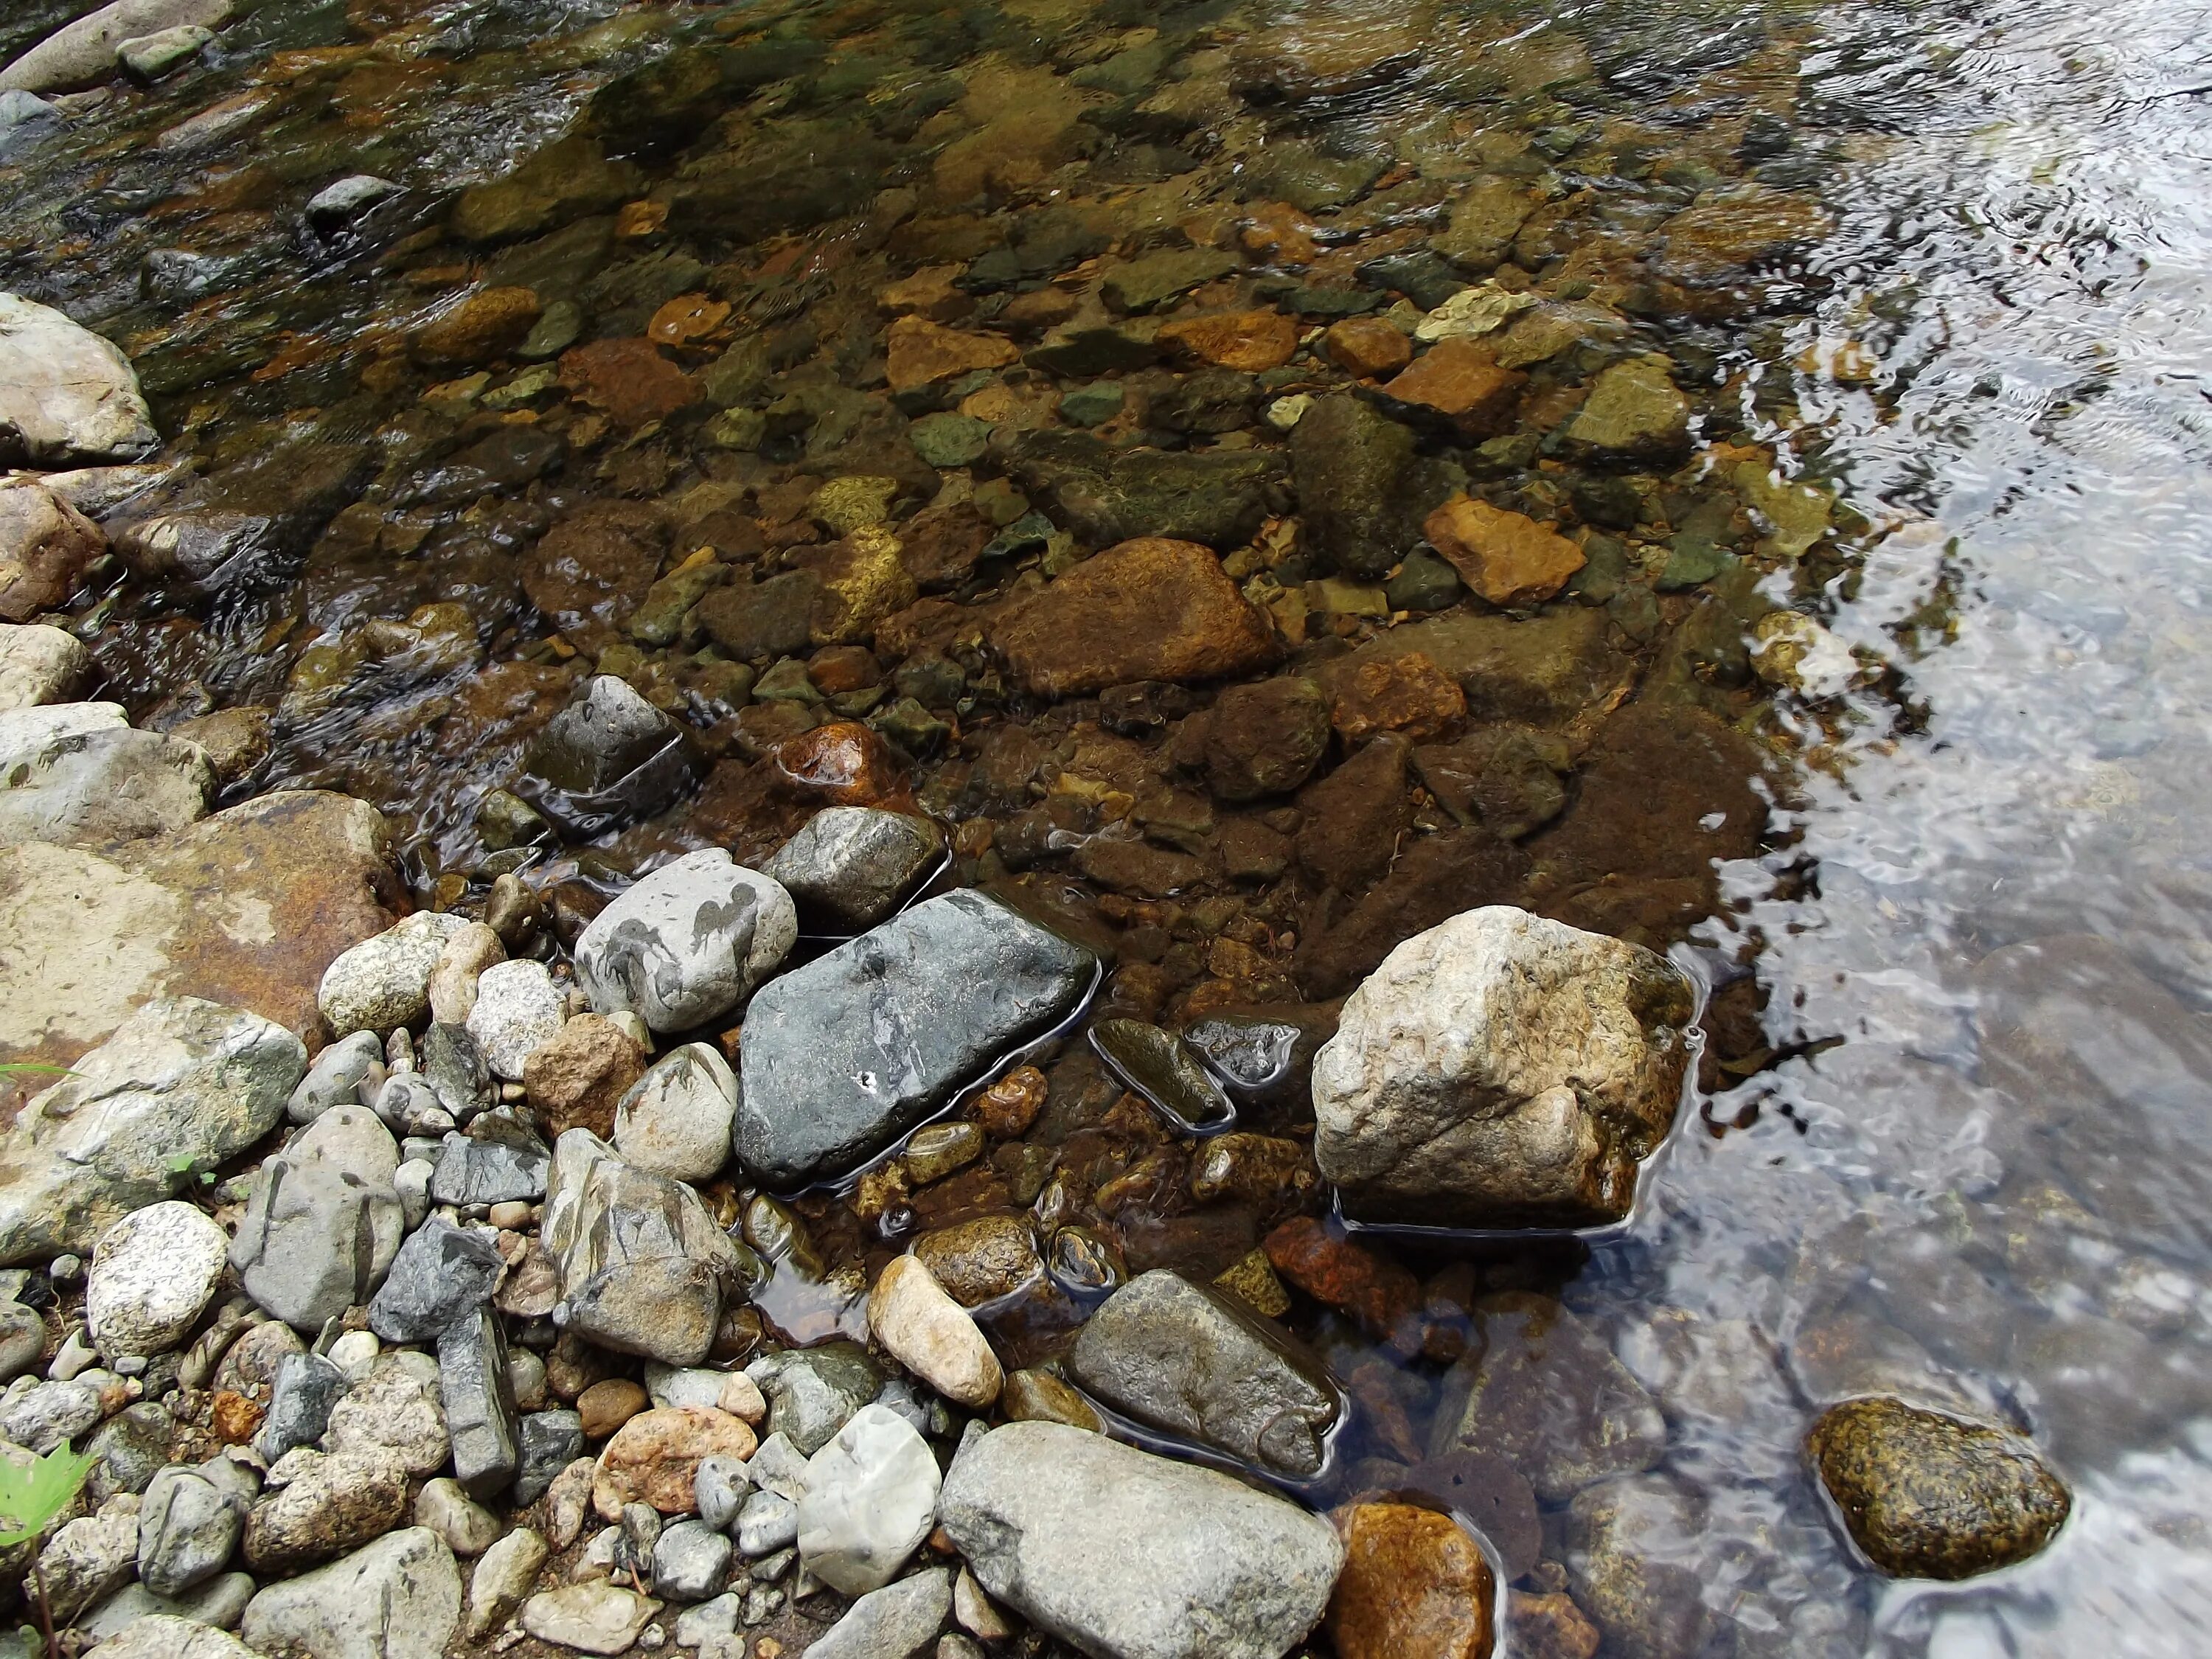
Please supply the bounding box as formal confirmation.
[240,1526,460,1659]
[231,1155,405,1332]
[0,293,159,461]
[541,1130,751,1366]
[0,997,303,1262]
[1066,1270,1338,1479]
[736,890,1095,1189]
[1310,905,1696,1228]
[574,849,795,1034]
[937,1422,1341,1659]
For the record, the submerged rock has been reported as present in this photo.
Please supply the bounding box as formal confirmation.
[990,537,1276,699]
[1292,394,1417,579]
[1326,1503,1495,1659]
[736,890,1096,1188]
[0,481,103,622]
[0,293,159,462]
[1068,1269,1339,1479]
[939,1422,1341,1659]
[1310,906,1696,1228]
[0,997,302,1262]
[1808,1397,2070,1579]
[1005,431,1281,549]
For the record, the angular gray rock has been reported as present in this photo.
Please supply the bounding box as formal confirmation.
[518,673,697,838]
[287,1102,401,1184]
[0,293,159,461]
[430,1124,549,1206]
[0,722,212,849]
[653,1518,731,1601]
[241,1526,462,1659]
[795,1402,940,1596]
[736,891,1095,1188]
[937,1422,1341,1659]
[139,1461,251,1596]
[808,1568,952,1659]
[287,1030,383,1124]
[420,1021,492,1120]
[748,1346,882,1456]
[316,911,468,1037]
[80,1582,257,1644]
[613,1042,737,1183]
[254,1350,349,1463]
[1067,1270,1339,1479]
[515,1410,584,1506]
[574,849,796,1034]
[1310,905,1697,1228]
[439,1305,520,1499]
[0,997,303,1263]
[541,1130,751,1365]
[232,1155,405,1332]
[763,807,945,933]
[366,1215,501,1343]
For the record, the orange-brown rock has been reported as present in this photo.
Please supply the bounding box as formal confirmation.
[576,1377,650,1439]
[877,266,973,323]
[0,791,401,1083]
[1265,1216,1425,1351]
[558,338,700,427]
[1330,651,1467,742]
[773,721,907,807]
[1509,1591,1600,1659]
[1422,496,1585,607]
[1158,308,1299,372]
[414,285,542,365]
[1324,316,1413,380]
[647,292,731,347]
[992,538,1278,698]
[523,1013,646,1138]
[973,1065,1046,1138]
[807,646,880,695]
[591,1405,757,1518]
[1239,201,1322,265]
[211,1391,267,1445]
[885,316,1018,393]
[1327,1503,1497,1659]
[1380,340,1525,435]
[0,483,102,622]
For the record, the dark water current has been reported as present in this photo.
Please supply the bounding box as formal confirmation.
[9,0,2212,1649]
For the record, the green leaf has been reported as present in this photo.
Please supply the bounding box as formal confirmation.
[0,1065,76,1081]
[0,1445,94,1547]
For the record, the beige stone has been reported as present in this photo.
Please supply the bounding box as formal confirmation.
[866,1253,1003,1408]
[1423,495,1585,607]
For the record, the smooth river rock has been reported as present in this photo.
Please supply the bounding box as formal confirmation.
[0,997,303,1262]
[241,1526,461,1659]
[0,293,159,462]
[736,889,1095,1189]
[86,1200,228,1356]
[574,849,796,1033]
[1310,905,1696,1228]
[1067,1269,1338,1479]
[762,805,945,932]
[937,1422,1342,1659]
[0,0,229,93]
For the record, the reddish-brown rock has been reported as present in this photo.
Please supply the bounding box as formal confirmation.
[896,501,996,591]
[1423,497,1585,607]
[1327,1503,1497,1659]
[521,500,667,652]
[524,1013,646,1138]
[0,483,102,622]
[1330,651,1467,742]
[885,316,1018,393]
[973,1065,1046,1138]
[0,791,401,1082]
[1264,1216,1425,1351]
[414,286,543,366]
[1380,340,1525,434]
[992,538,1277,698]
[1509,1591,1601,1659]
[1324,316,1413,380]
[773,721,907,807]
[592,1406,757,1518]
[559,338,700,427]
[1158,309,1299,372]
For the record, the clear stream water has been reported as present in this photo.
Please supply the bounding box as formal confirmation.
[10,0,2212,1650]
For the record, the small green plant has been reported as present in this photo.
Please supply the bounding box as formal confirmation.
[0,1066,74,1083]
[0,1445,94,1659]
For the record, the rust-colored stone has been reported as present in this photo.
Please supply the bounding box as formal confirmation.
[647,293,731,347]
[1331,651,1467,742]
[884,316,1018,393]
[973,1065,1046,1138]
[592,1405,757,1518]
[1324,316,1413,380]
[1158,309,1299,372]
[414,285,542,366]
[0,484,102,622]
[773,720,907,807]
[992,538,1278,698]
[807,646,881,695]
[1509,1591,1600,1659]
[1263,1216,1425,1351]
[524,1013,646,1138]
[211,1390,265,1445]
[1422,496,1585,607]
[558,337,700,427]
[1380,340,1525,435]
[1328,1503,1496,1659]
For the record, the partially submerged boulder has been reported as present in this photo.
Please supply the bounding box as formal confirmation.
[1310,906,1696,1228]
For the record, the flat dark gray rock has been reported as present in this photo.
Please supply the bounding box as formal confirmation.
[735,891,1095,1189]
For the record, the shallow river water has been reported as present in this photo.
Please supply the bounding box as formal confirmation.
[9,0,2212,1650]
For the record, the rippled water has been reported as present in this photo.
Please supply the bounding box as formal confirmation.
[12,0,2212,1648]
